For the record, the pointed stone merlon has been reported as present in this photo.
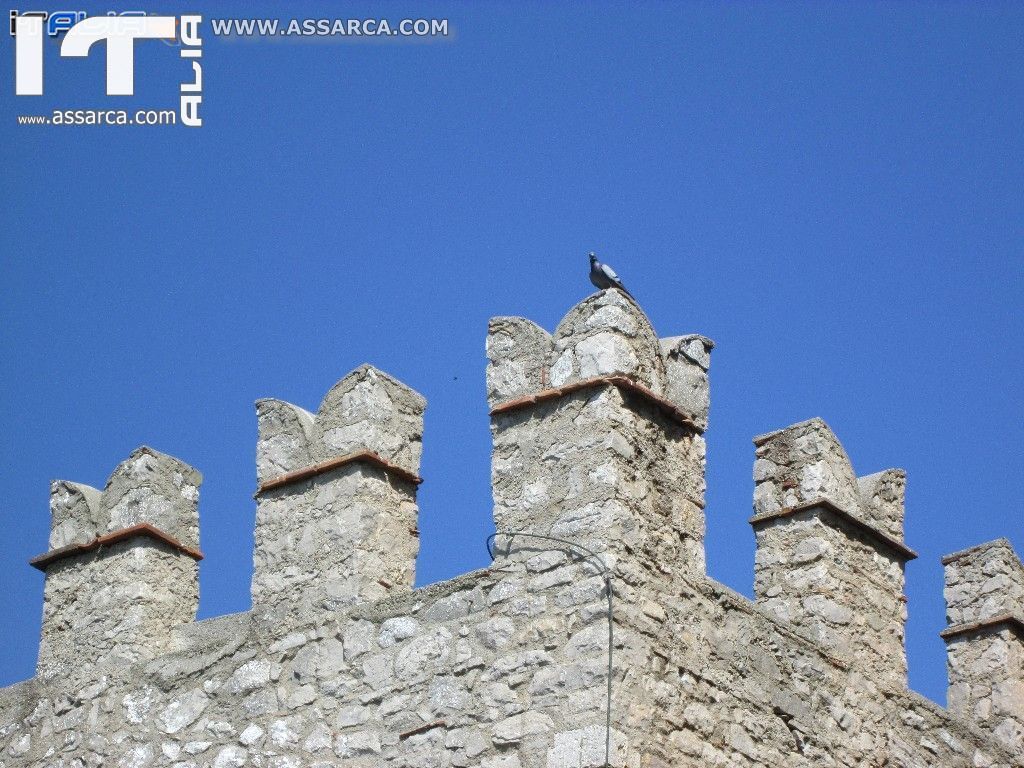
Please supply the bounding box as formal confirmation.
[941,539,1024,755]
[660,334,714,433]
[31,447,202,680]
[486,292,713,431]
[488,290,711,580]
[252,365,425,624]
[750,418,916,684]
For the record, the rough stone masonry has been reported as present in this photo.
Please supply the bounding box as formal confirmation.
[1,289,1022,767]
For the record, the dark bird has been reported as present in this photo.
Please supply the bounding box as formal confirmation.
[588,252,634,300]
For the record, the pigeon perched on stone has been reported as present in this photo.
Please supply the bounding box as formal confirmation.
[588,252,634,300]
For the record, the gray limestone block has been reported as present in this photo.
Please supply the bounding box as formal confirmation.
[752,418,860,517]
[37,541,199,680]
[99,446,202,549]
[753,471,911,684]
[4,540,1023,768]
[857,469,906,540]
[313,364,426,475]
[252,462,420,620]
[548,290,667,394]
[943,539,1024,626]
[486,316,552,407]
[659,334,714,430]
[255,398,316,484]
[9,288,1024,768]
[48,480,104,550]
[945,625,1024,755]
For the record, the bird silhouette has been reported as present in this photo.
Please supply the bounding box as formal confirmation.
[588,252,634,300]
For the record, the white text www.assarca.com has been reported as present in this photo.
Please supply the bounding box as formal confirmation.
[210,18,449,38]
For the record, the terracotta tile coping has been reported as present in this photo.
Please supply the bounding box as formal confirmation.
[256,449,422,496]
[30,523,203,571]
[940,612,1024,641]
[749,497,918,561]
[489,374,702,433]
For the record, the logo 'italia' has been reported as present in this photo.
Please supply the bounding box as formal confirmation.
[13,13,203,127]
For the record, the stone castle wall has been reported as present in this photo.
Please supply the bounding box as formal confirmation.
[1,290,1021,768]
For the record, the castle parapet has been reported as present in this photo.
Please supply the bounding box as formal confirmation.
[31,447,202,680]
[488,289,711,582]
[750,418,915,684]
[252,364,425,627]
[941,538,1024,754]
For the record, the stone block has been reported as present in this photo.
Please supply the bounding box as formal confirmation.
[252,364,425,624]
[548,290,666,393]
[752,418,860,517]
[751,420,913,685]
[100,446,202,550]
[486,317,552,407]
[857,468,906,540]
[35,447,202,680]
[255,399,316,485]
[47,480,103,550]
[942,538,1024,755]
[660,334,713,430]
[489,292,707,582]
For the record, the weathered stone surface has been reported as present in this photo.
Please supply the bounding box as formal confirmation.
[486,317,552,407]
[157,689,209,734]
[944,539,1024,626]
[491,293,707,579]
[1,291,1017,768]
[314,364,426,473]
[549,290,666,392]
[856,467,906,539]
[255,399,316,484]
[752,419,914,685]
[252,364,424,626]
[660,334,714,430]
[752,418,860,516]
[48,480,103,550]
[36,448,202,682]
[100,446,202,548]
[943,539,1024,756]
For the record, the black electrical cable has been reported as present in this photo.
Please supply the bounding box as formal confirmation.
[486,531,614,768]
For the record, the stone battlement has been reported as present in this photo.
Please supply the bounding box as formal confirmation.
[1,291,1020,767]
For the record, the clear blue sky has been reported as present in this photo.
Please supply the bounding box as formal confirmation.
[2,2,1021,706]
